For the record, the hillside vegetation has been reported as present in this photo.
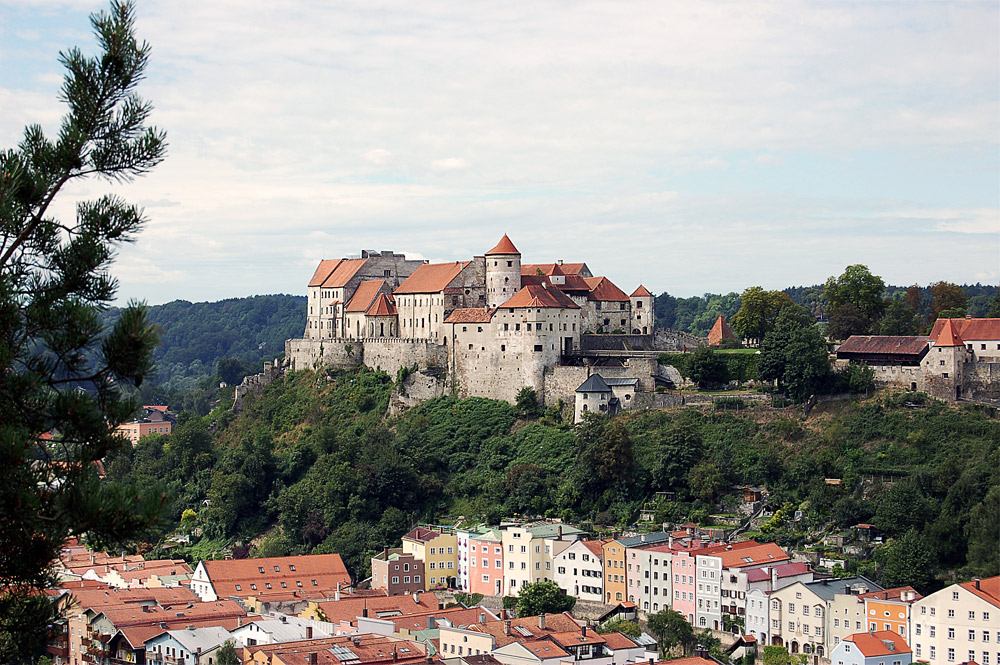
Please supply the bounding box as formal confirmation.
[106,367,998,593]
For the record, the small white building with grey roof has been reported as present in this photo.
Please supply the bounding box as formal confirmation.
[145,626,232,665]
[574,374,637,422]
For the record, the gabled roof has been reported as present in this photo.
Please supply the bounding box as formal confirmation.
[309,259,343,287]
[576,375,611,393]
[522,262,590,277]
[580,540,605,558]
[583,277,630,302]
[403,527,450,543]
[310,594,440,624]
[499,284,579,309]
[708,316,737,345]
[367,293,397,317]
[630,285,652,298]
[929,318,1000,342]
[445,308,496,324]
[322,259,369,288]
[859,586,922,602]
[844,630,911,657]
[803,576,882,601]
[395,262,470,294]
[604,377,638,387]
[600,631,641,650]
[201,553,351,599]
[959,576,1000,608]
[837,336,931,357]
[933,318,966,347]
[710,542,790,568]
[485,235,520,256]
[346,280,386,312]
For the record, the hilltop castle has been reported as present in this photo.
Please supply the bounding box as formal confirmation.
[286,236,679,408]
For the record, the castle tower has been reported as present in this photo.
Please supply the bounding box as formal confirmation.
[485,235,521,308]
[922,318,968,401]
[630,285,654,336]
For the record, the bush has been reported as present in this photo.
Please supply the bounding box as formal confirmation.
[714,396,746,411]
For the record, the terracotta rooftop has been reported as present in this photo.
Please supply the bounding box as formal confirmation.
[583,276,629,302]
[929,318,1000,342]
[201,553,351,599]
[580,540,605,558]
[485,235,520,256]
[844,630,911,657]
[599,631,640,650]
[97,599,245,628]
[366,293,397,317]
[321,259,370,289]
[346,280,386,312]
[932,318,966,347]
[708,316,736,345]
[959,576,1000,608]
[63,585,198,611]
[311,593,440,624]
[521,263,589,277]
[470,612,582,648]
[630,285,652,298]
[404,526,450,543]
[445,308,496,324]
[244,635,427,665]
[837,335,932,357]
[858,586,922,602]
[499,284,579,310]
[708,542,790,569]
[395,262,469,295]
[309,259,343,287]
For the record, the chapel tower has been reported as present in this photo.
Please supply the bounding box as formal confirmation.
[485,235,521,308]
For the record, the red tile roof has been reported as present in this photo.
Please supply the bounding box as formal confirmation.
[309,260,343,287]
[859,586,922,602]
[929,318,1000,342]
[346,280,386,312]
[395,262,469,294]
[63,586,198,611]
[959,576,1000,608]
[630,285,652,298]
[837,336,931,357]
[708,316,736,345]
[933,318,966,347]
[403,527,449,543]
[98,599,245,628]
[521,263,589,277]
[499,284,579,310]
[366,294,397,317]
[583,277,629,302]
[322,259,370,288]
[245,635,427,665]
[470,612,583,648]
[445,308,496,324]
[202,553,351,599]
[599,632,640,650]
[310,594,440,624]
[485,235,520,256]
[844,630,911,657]
[580,540,605,558]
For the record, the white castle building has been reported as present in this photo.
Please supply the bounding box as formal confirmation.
[287,236,668,408]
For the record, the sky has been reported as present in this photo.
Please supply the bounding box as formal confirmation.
[1,0,998,306]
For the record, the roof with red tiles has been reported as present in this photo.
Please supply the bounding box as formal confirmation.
[929,318,1000,342]
[836,336,932,357]
[519,641,569,659]
[395,262,470,294]
[932,318,965,347]
[469,612,582,648]
[97,599,245,628]
[859,586,922,602]
[245,635,427,665]
[63,585,198,611]
[309,260,343,287]
[499,284,579,310]
[583,277,629,302]
[403,527,451,543]
[485,235,520,256]
[522,263,589,277]
[708,316,736,345]
[366,293,397,317]
[711,542,790,569]
[322,259,370,289]
[202,553,351,599]
[630,285,652,298]
[547,631,605,647]
[599,632,640,650]
[844,630,911,657]
[390,606,495,632]
[311,594,441,624]
[346,280,386,312]
[445,308,496,324]
[959,576,1000,608]
[580,540,605,558]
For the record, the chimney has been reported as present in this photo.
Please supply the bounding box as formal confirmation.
[281,616,287,623]
[90,552,95,565]
[539,613,546,630]
[695,645,709,659]
[558,260,563,266]
[197,648,202,657]
[640,534,646,543]
[668,536,674,548]
[582,625,587,637]
[310,653,317,665]
[479,613,486,624]
[503,620,511,636]
[975,578,981,590]
[238,615,243,627]
[306,626,313,639]
[122,551,126,562]
[558,526,563,540]
[363,606,369,618]
[393,651,399,663]
[414,591,420,604]
[428,616,435,629]
[336,582,341,601]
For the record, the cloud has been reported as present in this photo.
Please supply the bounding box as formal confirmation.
[431,157,470,172]
[363,148,393,165]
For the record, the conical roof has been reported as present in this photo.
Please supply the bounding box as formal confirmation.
[485,234,520,255]
[708,316,736,345]
[933,318,965,347]
[630,285,652,297]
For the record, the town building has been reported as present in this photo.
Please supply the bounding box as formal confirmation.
[830,630,912,665]
[467,529,505,597]
[371,549,425,596]
[190,553,351,603]
[401,526,457,590]
[910,576,999,665]
[115,406,176,445]
[552,539,605,603]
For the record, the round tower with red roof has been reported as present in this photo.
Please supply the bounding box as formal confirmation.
[629,285,654,336]
[485,235,521,309]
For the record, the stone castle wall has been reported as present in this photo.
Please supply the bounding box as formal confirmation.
[364,337,449,377]
[653,328,705,352]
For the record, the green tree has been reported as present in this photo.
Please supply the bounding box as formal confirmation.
[216,640,239,665]
[647,608,694,657]
[824,265,887,323]
[514,580,576,617]
[596,618,641,638]
[763,645,790,665]
[988,291,1000,318]
[826,303,870,341]
[730,287,794,346]
[879,299,918,336]
[0,3,166,660]
[217,357,246,385]
[686,346,729,389]
[929,281,967,322]
[904,285,924,321]
[881,529,933,591]
[759,306,831,402]
[180,509,197,533]
[516,386,543,419]
[966,485,1000,576]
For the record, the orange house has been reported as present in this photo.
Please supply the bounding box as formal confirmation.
[861,586,921,639]
[602,541,626,603]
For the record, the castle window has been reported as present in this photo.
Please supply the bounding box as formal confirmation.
[494,261,498,266]
[507,261,513,267]
[463,327,467,332]
[515,324,520,331]
[478,327,483,332]
[943,373,948,378]
[526,324,531,331]
[469,344,473,350]
[504,324,509,331]
[504,277,509,283]
[534,345,543,352]
[501,345,505,352]
[940,360,945,365]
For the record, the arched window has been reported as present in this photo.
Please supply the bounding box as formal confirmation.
[699,617,707,626]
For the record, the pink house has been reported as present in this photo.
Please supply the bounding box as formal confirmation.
[672,548,698,623]
[468,528,504,596]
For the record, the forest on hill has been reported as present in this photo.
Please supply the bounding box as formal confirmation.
[106,366,999,596]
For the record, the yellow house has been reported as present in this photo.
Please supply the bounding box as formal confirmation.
[402,526,457,590]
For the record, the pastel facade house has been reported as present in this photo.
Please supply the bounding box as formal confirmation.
[401,526,457,590]
[769,577,882,658]
[552,539,605,603]
[746,588,771,644]
[830,630,911,665]
[116,406,176,445]
[372,549,425,596]
[910,576,998,665]
[860,587,921,639]
[190,554,351,604]
[467,529,504,597]
[145,626,232,665]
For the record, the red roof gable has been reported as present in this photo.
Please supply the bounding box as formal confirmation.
[630,285,652,298]
[845,630,911,657]
[485,235,520,256]
[366,293,397,317]
[395,262,469,294]
[322,259,369,288]
[309,260,342,287]
[346,280,386,312]
[929,318,1000,342]
[202,553,351,599]
[708,316,736,345]
[959,576,1000,608]
[499,284,579,309]
[583,277,629,302]
[933,318,965,347]
[445,308,496,323]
